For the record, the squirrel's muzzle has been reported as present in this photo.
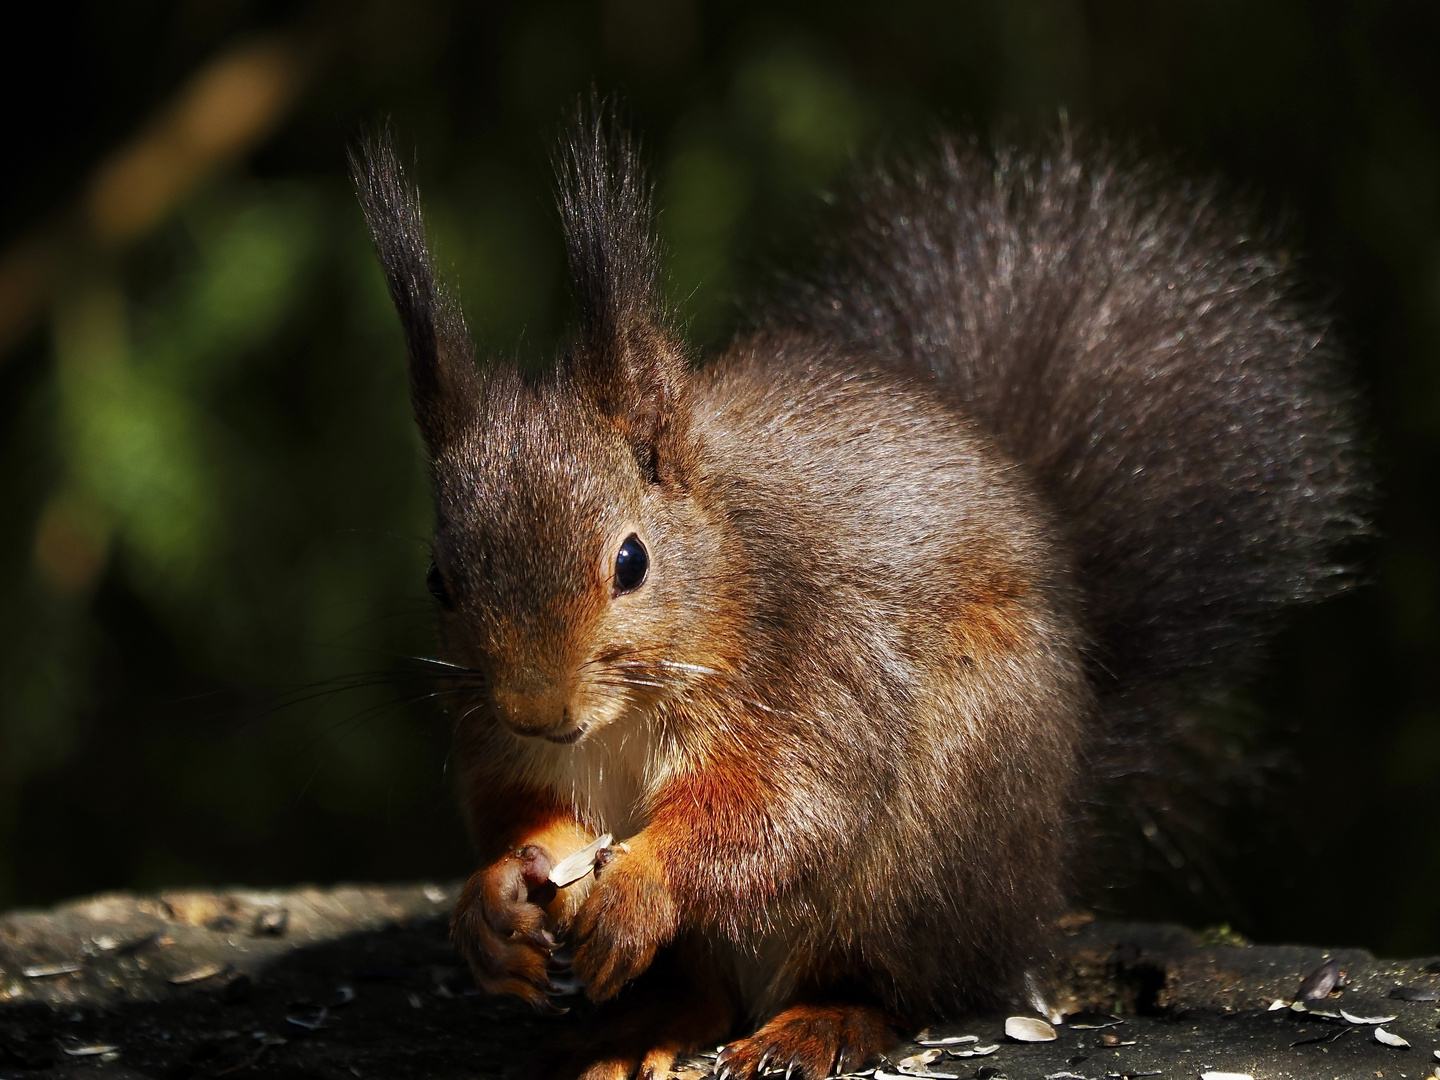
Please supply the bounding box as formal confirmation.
[489,675,576,741]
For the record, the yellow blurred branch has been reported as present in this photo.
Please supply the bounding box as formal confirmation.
[0,30,320,361]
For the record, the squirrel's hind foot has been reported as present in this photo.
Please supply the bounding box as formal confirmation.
[715,1003,899,1080]
[533,952,735,1079]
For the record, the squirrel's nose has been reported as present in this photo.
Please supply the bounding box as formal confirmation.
[490,675,570,738]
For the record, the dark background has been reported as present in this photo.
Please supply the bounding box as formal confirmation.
[1,1,1436,956]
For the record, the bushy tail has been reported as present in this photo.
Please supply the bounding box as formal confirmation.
[777,135,1366,775]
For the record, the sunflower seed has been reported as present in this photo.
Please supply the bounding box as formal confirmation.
[168,963,226,985]
[917,1036,977,1047]
[1299,958,1341,1000]
[63,1045,119,1057]
[1375,1027,1410,1048]
[1267,999,1288,1011]
[948,1045,999,1057]
[1005,1015,1058,1042]
[899,1050,942,1068]
[23,962,82,978]
[549,834,615,888]
[1341,1009,1396,1025]
[1067,1013,1123,1029]
[1390,986,1440,1002]
[285,1007,329,1030]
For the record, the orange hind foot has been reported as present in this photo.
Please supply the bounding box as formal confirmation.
[715,1003,898,1080]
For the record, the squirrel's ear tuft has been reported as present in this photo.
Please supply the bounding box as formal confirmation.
[351,128,479,454]
[556,100,691,483]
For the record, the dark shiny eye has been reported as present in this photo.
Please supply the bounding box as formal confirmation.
[614,535,648,593]
[426,561,454,611]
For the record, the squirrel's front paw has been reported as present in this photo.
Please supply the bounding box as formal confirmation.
[451,846,566,1011]
[570,842,679,1002]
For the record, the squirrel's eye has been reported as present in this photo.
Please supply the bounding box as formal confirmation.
[426,561,454,611]
[614,535,648,593]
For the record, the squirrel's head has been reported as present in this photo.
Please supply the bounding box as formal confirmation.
[355,110,737,746]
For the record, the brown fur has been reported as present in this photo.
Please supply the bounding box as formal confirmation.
[353,109,1364,1080]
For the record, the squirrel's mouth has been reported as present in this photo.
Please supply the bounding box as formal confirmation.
[540,724,587,745]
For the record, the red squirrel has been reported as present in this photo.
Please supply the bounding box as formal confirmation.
[354,112,1364,1080]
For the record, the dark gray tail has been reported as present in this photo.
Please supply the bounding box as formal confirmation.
[777,135,1366,776]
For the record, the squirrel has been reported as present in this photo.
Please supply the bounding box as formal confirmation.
[353,110,1364,1080]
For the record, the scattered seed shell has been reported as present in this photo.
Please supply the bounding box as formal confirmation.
[168,962,226,985]
[285,1007,329,1031]
[63,1045,119,1057]
[1268,999,1288,1011]
[1341,1009,1397,1025]
[1299,957,1342,1000]
[1391,986,1440,1002]
[898,1050,942,1069]
[1200,1073,1254,1080]
[1067,1012,1124,1029]
[23,961,82,978]
[1375,1027,1410,1048]
[549,833,615,888]
[1005,1015,1058,1042]
[947,1044,999,1058]
[917,1035,977,1047]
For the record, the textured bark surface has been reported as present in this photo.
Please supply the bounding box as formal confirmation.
[2,884,1438,1078]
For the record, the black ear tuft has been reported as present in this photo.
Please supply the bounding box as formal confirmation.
[351,128,478,453]
[555,98,690,480]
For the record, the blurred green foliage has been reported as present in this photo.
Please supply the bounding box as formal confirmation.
[1,0,1438,955]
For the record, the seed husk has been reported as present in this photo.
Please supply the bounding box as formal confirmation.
[947,1044,998,1058]
[1005,1015,1057,1042]
[168,962,226,985]
[1390,986,1440,1002]
[1066,1012,1123,1029]
[898,1050,942,1069]
[1299,957,1341,1000]
[1375,1027,1410,1048]
[22,961,82,978]
[549,833,614,888]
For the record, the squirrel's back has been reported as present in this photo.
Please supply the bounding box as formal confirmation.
[771,136,1365,781]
